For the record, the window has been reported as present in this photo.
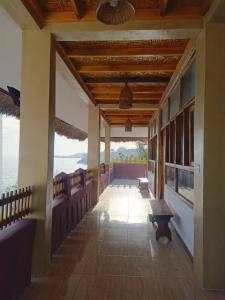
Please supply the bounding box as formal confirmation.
[169,121,176,163]
[170,83,180,118]
[166,166,176,190]
[162,100,169,127]
[189,106,194,165]
[178,169,194,202]
[176,113,184,165]
[182,61,195,105]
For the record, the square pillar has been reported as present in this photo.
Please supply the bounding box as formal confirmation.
[105,124,111,165]
[88,102,100,200]
[194,23,225,289]
[18,30,55,276]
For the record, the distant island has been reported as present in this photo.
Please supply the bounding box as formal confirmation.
[55,147,144,164]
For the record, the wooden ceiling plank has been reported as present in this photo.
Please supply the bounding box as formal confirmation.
[70,0,82,18]
[56,42,96,105]
[94,93,162,100]
[160,0,169,17]
[44,7,203,24]
[67,47,184,57]
[77,63,177,73]
[88,85,166,93]
[21,0,45,28]
[97,100,159,105]
[83,76,170,84]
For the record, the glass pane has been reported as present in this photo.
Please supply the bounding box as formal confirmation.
[178,169,194,202]
[170,84,180,119]
[183,61,195,105]
[166,166,176,190]
[190,110,194,162]
[162,100,168,127]
[176,113,184,164]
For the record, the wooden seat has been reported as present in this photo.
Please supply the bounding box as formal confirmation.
[137,177,149,192]
[149,199,174,241]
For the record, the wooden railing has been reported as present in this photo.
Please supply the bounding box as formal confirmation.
[0,187,32,229]
[53,175,66,198]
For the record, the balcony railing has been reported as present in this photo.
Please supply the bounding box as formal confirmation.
[0,187,32,229]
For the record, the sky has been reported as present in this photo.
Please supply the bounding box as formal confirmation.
[1,115,137,158]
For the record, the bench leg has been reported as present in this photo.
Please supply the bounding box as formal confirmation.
[155,218,172,241]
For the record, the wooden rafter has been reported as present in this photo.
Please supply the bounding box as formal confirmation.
[160,0,169,17]
[94,94,162,100]
[100,110,110,126]
[97,100,159,105]
[77,64,177,73]
[83,76,170,84]
[66,47,184,57]
[43,7,203,24]
[21,0,45,28]
[56,42,96,105]
[70,0,82,18]
[88,85,166,94]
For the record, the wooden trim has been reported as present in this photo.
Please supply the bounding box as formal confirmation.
[160,0,169,17]
[165,162,194,172]
[78,64,177,73]
[21,0,45,28]
[56,42,96,105]
[70,0,82,18]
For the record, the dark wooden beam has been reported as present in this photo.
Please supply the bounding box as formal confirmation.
[56,42,96,105]
[160,0,169,17]
[100,110,110,126]
[88,85,166,94]
[44,7,202,23]
[83,76,170,84]
[96,100,159,105]
[77,63,177,73]
[71,0,82,18]
[94,93,162,100]
[67,47,184,57]
[21,0,45,28]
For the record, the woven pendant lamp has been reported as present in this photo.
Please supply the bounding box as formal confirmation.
[125,118,132,132]
[96,0,135,25]
[119,82,133,109]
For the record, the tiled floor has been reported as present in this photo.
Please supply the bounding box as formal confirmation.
[20,181,225,300]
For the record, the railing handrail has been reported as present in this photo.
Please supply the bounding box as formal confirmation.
[0,186,32,230]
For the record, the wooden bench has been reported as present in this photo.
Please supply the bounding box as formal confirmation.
[137,177,149,192]
[149,199,174,241]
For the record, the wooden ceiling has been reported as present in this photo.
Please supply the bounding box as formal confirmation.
[58,39,188,105]
[101,110,154,126]
[21,0,213,27]
[20,0,212,127]
[56,38,188,125]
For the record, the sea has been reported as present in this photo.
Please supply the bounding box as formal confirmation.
[0,156,87,194]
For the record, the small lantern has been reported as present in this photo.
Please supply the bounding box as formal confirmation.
[125,118,132,132]
[96,0,135,25]
[119,82,133,109]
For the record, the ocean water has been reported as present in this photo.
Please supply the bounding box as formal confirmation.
[0,156,87,194]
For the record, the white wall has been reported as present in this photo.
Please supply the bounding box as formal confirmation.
[0,6,22,90]
[55,56,88,132]
[165,186,194,255]
[101,126,148,138]
[0,6,89,133]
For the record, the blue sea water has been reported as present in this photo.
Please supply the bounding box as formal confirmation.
[0,156,87,194]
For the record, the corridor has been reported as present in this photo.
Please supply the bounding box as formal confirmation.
[20,181,225,300]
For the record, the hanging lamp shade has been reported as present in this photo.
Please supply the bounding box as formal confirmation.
[125,118,132,132]
[96,0,135,25]
[119,82,133,109]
